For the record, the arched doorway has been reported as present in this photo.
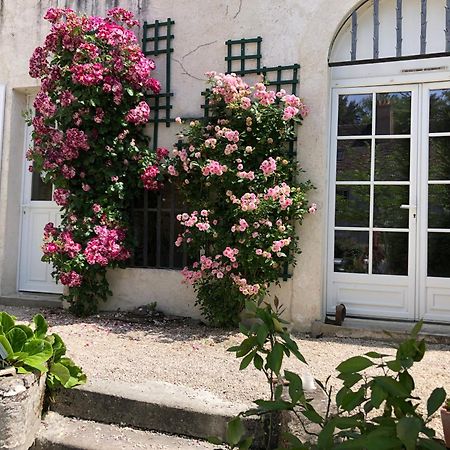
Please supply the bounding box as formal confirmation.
[327,0,450,323]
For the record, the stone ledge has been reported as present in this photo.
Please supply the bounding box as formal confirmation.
[0,372,46,450]
[311,319,450,344]
[0,293,62,309]
[33,411,218,450]
[51,379,263,444]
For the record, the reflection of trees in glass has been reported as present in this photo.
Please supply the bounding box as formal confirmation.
[428,185,450,228]
[337,140,371,181]
[373,232,408,275]
[429,137,450,180]
[338,95,372,136]
[430,90,450,133]
[334,231,368,273]
[374,186,409,228]
[335,186,370,227]
[376,92,411,135]
[428,234,450,277]
[375,139,410,181]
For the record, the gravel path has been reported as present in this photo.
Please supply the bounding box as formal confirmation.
[2,304,449,439]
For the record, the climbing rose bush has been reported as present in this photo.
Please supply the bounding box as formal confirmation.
[167,72,314,326]
[27,7,163,315]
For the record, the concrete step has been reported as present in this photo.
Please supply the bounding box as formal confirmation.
[51,379,262,443]
[311,319,450,344]
[33,411,220,449]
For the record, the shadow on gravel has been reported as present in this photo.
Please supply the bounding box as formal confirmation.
[0,303,237,344]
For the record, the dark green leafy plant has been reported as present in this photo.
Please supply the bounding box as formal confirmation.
[0,312,86,390]
[220,304,447,450]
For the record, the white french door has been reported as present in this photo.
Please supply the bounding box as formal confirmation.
[328,82,450,323]
[18,125,62,294]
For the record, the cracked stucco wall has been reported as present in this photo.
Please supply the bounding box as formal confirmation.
[0,0,361,329]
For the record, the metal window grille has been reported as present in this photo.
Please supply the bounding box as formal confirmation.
[130,19,187,270]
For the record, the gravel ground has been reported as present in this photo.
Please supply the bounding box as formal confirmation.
[1,304,449,439]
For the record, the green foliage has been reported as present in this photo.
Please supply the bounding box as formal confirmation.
[220,306,447,450]
[167,73,313,327]
[0,312,86,391]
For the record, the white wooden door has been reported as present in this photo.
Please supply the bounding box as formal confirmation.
[418,82,450,322]
[328,85,419,321]
[328,83,450,323]
[18,129,63,294]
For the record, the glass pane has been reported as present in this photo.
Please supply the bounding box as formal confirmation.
[336,140,371,181]
[428,233,450,277]
[375,92,411,135]
[374,186,409,228]
[334,231,369,273]
[429,89,450,133]
[428,185,450,229]
[31,172,52,201]
[375,139,410,181]
[373,231,408,275]
[429,137,450,180]
[335,186,370,227]
[338,94,372,136]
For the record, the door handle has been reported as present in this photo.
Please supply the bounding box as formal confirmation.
[400,205,416,210]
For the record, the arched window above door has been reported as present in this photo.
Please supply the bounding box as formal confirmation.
[330,0,450,66]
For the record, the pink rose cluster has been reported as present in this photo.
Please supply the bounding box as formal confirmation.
[84,225,130,266]
[205,72,308,121]
[140,165,160,191]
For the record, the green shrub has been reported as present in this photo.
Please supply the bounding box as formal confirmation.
[0,311,86,390]
[220,302,447,449]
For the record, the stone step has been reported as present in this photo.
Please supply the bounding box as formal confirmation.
[51,379,262,443]
[33,411,220,449]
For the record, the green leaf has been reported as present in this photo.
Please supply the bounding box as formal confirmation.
[253,354,263,370]
[33,314,48,339]
[399,370,415,394]
[0,334,13,357]
[317,420,335,449]
[6,327,27,353]
[13,325,33,339]
[0,312,15,333]
[240,350,255,370]
[207,436,222,445]
[50,333,67,362]
[256,323,269,346]
[365,351,389,359]
[238,437,253,450]
[340,387,366,412]
[336,356,374,374]
[58,357,86,388]
[371,382,388,408]
[337,372,363,388]
[396,416,422,450]
[266,342,284,375]
[302,405,323,424]
[417,437,448,450]
[427,387,446,417]
[21,339,52,372]
[50,362,71,386]
[285,370,303,404]
[374,376,410,398]
[411,320,423,338]
[227,417,245,446]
